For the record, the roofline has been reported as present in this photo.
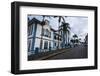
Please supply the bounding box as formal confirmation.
[28,18,41,26]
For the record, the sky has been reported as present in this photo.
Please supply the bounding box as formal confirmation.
[28,15,88,42]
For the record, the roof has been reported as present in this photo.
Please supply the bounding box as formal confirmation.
[54,32,62,37]
[50,28,62,36]
[50,27,57,32]
[28,18,41,26]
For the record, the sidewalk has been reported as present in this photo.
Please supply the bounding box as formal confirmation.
[28,48,70,61]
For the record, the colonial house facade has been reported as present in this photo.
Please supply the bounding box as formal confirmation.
[28,18,62,55]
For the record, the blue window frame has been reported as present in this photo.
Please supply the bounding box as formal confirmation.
[28,24,33,36]
[44,41,48,49]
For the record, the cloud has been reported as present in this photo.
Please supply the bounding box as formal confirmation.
[65,17,88,40]
[28,15,88,41]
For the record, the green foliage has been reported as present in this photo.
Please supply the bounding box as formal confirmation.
[73,34,78,38]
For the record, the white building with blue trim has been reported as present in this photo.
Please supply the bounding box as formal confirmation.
[28,18,62,55]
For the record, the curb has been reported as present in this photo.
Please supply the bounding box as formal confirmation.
[37,48,70,60]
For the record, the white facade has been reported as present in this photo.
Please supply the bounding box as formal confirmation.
[28,18,62,55]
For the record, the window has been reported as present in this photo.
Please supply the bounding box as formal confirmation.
[55,42,56,46]
[43,29,47,37]
[49,32,51,38]
[28,40,31,52]
[44,29,49,37]
[28,24,33,36]
[43,29,51,38]
[44,41,48,49]
[54,33,56,39]
[49,42,51,48]
[60,31,62,35]
[46,29,49,37]
[42,28,44,36]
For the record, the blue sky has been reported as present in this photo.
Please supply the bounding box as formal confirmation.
[28,15,88,42]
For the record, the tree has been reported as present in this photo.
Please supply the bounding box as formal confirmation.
[61,22,70,48]
[53,16,71,48]
[73,34,78,38]
[73,34,78,41]
[76,39,79,43]
[78,38,81,43]
[70,39,74,43]
[70,39,75,47]
[53,16,66,48]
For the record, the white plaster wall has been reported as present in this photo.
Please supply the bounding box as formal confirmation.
[34,38,41,50]
[28,23,35,38]
[36,24,42,37]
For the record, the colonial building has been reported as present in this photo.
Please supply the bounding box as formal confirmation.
[28,18,62,55]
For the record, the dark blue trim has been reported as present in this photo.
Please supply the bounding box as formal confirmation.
[31,23,37,51]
